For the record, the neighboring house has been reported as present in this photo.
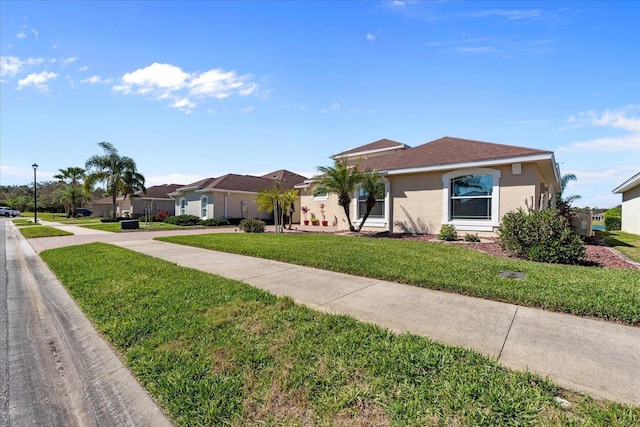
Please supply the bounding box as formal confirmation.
[87,197,112,218]
[612,172,640,235]
[118,184,184,218]
[170,170,307,222]
[88,184,183,218]
[298,137,561,236]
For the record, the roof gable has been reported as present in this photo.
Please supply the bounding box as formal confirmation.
[333,138,409,158]
[260,169,307,185]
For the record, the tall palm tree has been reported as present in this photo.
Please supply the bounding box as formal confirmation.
[356,170,385,232]
[83,142,146,219]
[54,167,85,217]
[313,157,363,232]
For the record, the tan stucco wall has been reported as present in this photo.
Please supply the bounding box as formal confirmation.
[300,161,559,236]
[621,185,640,235]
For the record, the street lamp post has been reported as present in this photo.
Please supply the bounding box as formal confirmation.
[32,163,38,223]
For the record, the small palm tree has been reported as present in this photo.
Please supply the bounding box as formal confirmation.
[83,142,145,219]
[559,173,581,204]
[282,188,299,230]
[356,170,384,232]
[313,158,363,232]
[54,167,86,217]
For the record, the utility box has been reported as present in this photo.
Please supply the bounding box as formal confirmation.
[120,219,139,230]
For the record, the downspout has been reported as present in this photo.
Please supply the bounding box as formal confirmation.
[224,192,229,219]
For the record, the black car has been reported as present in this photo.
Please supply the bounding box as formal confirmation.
[71,208,93,217]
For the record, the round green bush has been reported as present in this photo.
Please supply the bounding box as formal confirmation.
[438,224,458,241]
[163,214,202,226]
[239,218,266,233]
[498,208,586,265]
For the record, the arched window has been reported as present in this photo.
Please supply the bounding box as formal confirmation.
[201,196,208,219]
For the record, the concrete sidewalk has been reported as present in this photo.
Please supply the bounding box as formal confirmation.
[114,239,640,406]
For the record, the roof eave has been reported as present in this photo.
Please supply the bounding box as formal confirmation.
[612,172,640,194]
[384,153,556,176]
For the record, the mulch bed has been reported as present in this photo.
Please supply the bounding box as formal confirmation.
[390,234,639,270]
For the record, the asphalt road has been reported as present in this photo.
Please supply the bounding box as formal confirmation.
[0,220,172,426]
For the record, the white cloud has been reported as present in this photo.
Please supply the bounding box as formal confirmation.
[80,75,112,84]
[241,106,255,113]
[113,62,259,113]
[321,102,341,113]
[557,107,640,152]
[31,28,38,40]
[79,65,89,72]
[17,71,58,91]
[470,9,543,21]
[16,31,26,39]
[366,33,376,41]
[170,98,196,112]
[62,57,78,65]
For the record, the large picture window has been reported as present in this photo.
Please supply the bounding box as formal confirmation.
[450,175,492,220]
[358,188,384,219]
[442,168,501,231]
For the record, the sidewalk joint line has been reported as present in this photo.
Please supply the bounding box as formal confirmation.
[498,305,519,361]
[316,281,384,308]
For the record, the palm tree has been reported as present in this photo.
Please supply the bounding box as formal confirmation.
[559,173,581,204]
[313,157,363,232]
[356,170,385,232]
[54,167,85,217]
[282,188,299,230]
[83,142,146,219]
[256,183,284,232]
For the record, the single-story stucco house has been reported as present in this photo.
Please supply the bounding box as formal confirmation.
[169,170,307,222]
[297,137,562,236]
[88,184,183,218]
[612,172,640,235]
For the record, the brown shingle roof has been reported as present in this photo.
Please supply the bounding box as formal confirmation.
[260,170,307,186]
[360,137,553,172]
[334,138,409,157]
[131,184,183,199]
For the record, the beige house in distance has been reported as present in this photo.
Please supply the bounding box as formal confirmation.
[613,172,640,235]
[170,170,306,222]
[88,184,182,218]
[298,137,561,236]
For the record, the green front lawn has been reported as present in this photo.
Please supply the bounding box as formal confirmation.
[40,243,639,426]
[158,234,640,325]
[19,226,72,238]
[597,230,640,263]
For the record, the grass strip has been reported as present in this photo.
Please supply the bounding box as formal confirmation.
[598,230,640,263]
[19,225,72,238]
[41,243,638,426]
[158,233,640,325]
[81,222,183,232]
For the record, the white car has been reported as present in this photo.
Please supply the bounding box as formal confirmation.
[0,206,20,217]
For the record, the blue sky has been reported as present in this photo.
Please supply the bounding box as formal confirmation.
[1,1,638,208]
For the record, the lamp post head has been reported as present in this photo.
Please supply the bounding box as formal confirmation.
[32,163,38,171]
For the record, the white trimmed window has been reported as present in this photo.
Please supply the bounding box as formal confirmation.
[354,179,389,228]
[179,198,186,215]
[311,188,328,200]
[200,196,208,219]
[442,168,501,231]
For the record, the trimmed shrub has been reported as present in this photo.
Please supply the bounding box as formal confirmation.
[438,224,458,241]
[464,233,480,242]
[164,214,202,226]
[498,208,586,264]
[604,207,622,231]
[239,218,266,233]
[202,218,231,227]
[155,210,171,222]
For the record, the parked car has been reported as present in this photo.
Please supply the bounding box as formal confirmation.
[70,208,93,217]
[0,206,20,217]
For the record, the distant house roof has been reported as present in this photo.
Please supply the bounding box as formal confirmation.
[613,172,640,194]
[333,138,409,158]
[130,184,183,200]
[173,170,307,195]
[359,137,555,173]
